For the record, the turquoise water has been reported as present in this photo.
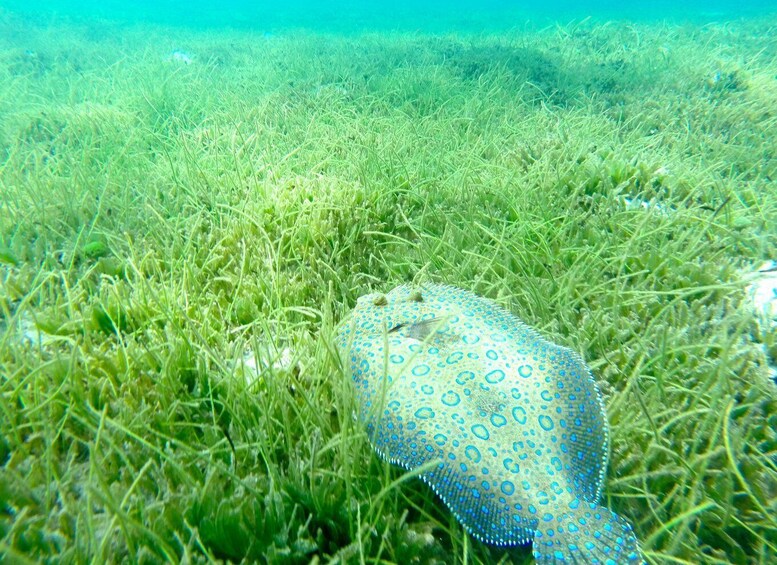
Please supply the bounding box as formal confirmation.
[2,0,776,31]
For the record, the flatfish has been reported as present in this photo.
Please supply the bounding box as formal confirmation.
[336,284,643,563]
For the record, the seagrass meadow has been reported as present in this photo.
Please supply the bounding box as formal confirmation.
[1,8,776,564]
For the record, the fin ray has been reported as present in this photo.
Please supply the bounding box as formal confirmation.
[532,502,643,564]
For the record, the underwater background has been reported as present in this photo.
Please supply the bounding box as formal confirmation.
[2,1,777,30]
[1,0,776,563]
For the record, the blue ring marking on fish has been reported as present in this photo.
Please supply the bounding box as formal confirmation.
[539,415,555,431]
[456,370,475,385]
[441,390,461,406]
[446,351,464,364]
[491,413,507,427]
[465,445,482,463]
[512,406,527,424]
[486,369,506,384]
[503,458,520,473]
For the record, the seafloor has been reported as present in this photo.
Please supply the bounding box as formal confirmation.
[0,7,775,564]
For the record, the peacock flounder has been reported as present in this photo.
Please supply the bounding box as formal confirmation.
[336,284,643,564]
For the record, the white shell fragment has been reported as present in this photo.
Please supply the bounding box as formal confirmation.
[238,345,294,386]
[747,261,777,323]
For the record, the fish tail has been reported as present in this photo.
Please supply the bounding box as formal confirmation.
[532,500,643,564]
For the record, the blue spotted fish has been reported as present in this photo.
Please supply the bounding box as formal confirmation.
[336,284,643,563]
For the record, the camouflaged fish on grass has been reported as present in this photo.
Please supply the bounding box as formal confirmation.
[336,284,643,564]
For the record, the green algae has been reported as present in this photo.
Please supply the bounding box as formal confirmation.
[80,239,109,261]
[0,248,18,266]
